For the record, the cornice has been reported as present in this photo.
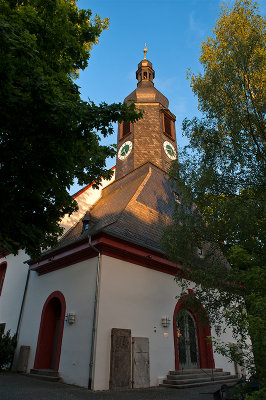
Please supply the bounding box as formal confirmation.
[29,233,181,277]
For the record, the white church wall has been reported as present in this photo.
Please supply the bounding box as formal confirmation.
[0,250,28,334]
[211,325,239,376]
[15,257,98,387]
[93,255,180,390]
[93,255,238,390]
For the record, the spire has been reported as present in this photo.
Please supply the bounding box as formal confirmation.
[136,45,155,87]
[143,43,147,60]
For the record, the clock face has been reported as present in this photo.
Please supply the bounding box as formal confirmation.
[118,141,133,160]
[163,141,176,160]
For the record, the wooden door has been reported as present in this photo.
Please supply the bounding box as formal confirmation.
[34,292,65,371]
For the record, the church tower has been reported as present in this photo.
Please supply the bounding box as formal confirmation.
[115,46,177,180]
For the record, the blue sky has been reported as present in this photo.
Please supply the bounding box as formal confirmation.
[71,0,265,194]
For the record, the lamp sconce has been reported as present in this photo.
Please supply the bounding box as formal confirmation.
[65,312,76,325]
[161,316,171,328]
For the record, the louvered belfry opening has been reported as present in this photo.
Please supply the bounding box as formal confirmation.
[163,113,173,138]
[122,121,131,138]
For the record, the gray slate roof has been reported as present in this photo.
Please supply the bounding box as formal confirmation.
[57,163,175,253]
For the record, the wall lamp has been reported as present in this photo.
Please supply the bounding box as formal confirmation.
[161,316,171,328]
[65,312,76,325]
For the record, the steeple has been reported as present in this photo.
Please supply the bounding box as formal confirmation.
[126,46,168,107]
[115,48,177,181]
[136,44,155,88]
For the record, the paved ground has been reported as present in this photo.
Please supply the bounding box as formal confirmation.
[0,373,222,400]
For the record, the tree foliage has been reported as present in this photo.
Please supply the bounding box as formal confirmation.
[162,0,265,383]
[0,328,17,371]
[0,0,142,258]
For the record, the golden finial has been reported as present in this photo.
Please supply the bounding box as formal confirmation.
[143,43,147,60]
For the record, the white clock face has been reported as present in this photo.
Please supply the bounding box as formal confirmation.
[163,141,176,160]
[118,141,133,160]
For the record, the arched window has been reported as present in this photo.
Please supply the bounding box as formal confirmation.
[0,262,7,295]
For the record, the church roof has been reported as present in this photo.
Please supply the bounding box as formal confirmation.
[124,86,169,108]
[57,162,175,254]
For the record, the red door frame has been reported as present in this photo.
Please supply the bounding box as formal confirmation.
[34,291,66,371]
[173,292,215,370]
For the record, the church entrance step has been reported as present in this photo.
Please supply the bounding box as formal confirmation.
[160,378,239,389]
[160,368,239,389]
[166,372,232,382]
[169,368,223,375]
[28,369,61,382]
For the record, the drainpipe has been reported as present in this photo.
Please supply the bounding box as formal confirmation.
[16,267,30,338]
[11,266,31,369]
[88,235,101,390]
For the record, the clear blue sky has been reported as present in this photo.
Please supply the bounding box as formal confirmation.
[71,0,265,194]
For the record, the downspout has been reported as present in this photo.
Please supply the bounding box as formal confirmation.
[11,265,31,369]
[16,267,30,338]
[88,235,101,390]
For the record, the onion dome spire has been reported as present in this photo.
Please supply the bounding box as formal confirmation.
[143,43,148,60]
[136,44,155,87]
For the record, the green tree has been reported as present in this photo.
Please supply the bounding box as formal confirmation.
[0,328,17,371]
[0,0,141,258]
[162,0,265,386]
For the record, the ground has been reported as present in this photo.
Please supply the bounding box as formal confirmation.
[0,373,224,399]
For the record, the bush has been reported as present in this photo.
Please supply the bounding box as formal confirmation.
[246,387,266,400]
[0,329,17,370]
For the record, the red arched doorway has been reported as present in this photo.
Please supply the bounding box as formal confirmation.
[173,292,215,370]
[34,291,66,371]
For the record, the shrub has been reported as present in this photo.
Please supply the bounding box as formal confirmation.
[0,329,17,370]
[246,387,266,400]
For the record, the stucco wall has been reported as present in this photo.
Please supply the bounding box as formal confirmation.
[14,253,237,389]
[14,257,98,387]
[211,325,239,377]
[93,255,236,390]
[0,250,28,334]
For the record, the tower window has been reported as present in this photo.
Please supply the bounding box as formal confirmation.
[143,72,147,79]
[120,121,131,139]
[163,113,173,137]
[162,110,176,139]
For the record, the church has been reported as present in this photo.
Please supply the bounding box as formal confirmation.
[1,49,239,390]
